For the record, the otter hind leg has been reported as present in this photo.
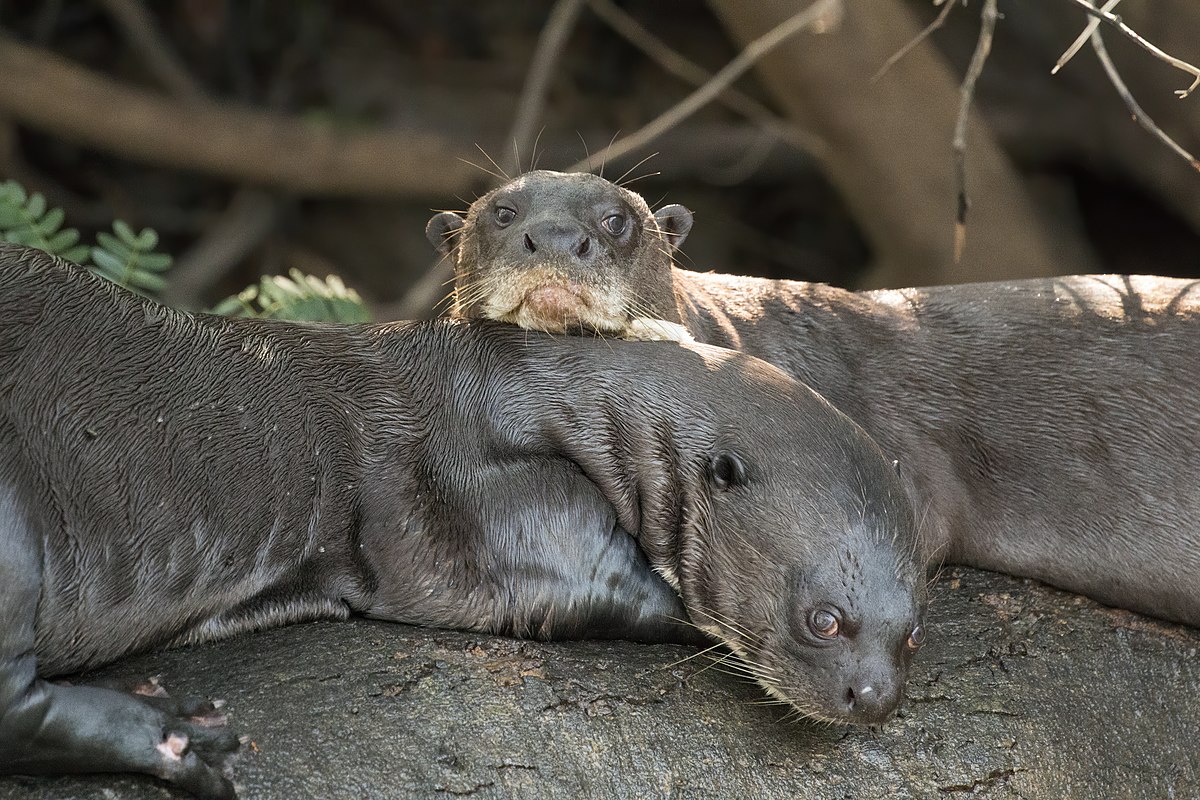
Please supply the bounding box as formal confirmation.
[0,484,239,799]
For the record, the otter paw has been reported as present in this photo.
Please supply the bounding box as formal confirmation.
[151,719,241,800]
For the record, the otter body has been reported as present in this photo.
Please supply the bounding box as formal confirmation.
[0,245,924,798]
[436,170,1200,628]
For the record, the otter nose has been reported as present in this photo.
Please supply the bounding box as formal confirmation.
[843,677,901,724]
[520,222,595,262]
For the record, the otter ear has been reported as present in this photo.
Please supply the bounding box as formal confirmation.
[654,204,693,251]
[708,451,748,490]
[426,212,466,255]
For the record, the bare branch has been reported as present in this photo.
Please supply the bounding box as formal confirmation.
[94,0,206,100]
[1061,0,1200,98]
[585,0,826,159]
[1052,0,1120,75]
[1091,30,1200,172]
[504,0,586,175]
[566,0,840,174]
[871,0,957,83]
[951,0,998,264]
[0,35,475,197]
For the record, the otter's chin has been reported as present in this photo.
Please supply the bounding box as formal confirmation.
[489,281,629,336]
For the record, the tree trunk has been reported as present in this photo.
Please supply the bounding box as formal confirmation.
[707,0,1101,288]
[3,567,1195,799]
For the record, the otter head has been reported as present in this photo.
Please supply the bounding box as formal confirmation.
[427,170,692,340]
[645,354,927,726]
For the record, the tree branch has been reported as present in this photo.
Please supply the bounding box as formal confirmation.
[585,0,826,160]
[94,0,206,100]
[951,0,998,263]
[504,0,586,176]
[871,0,957,83]
[0,35,475,198]
[566,0,839,174]
[1061,0,1200,98]
[1090,30,1200,172]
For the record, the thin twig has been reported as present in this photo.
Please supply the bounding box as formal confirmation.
[585,0,826,159]
[1091,30,1200,172]
[1052,0,1120,74]
[504,0,586,175]
[95,0,206,100]
[871,0,957,83]
[1061,0,1200,98]
[566,0,839,174]
[951,0,998,264]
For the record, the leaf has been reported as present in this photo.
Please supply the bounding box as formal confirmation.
[47,228,81,252]
[139,252,173,271]
[211,270,371,323]
[26,192,46,220]
[95,231,133,261]
[127,270,168,292]
[90,247,127,278]
[112,219,138,247]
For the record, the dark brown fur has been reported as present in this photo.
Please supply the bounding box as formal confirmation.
[439,170,1200,629]
[1,244,924,798]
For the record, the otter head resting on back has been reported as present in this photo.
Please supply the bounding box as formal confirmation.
[427,169,692,341]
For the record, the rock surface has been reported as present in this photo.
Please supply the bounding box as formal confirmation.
[3,567,1197,799]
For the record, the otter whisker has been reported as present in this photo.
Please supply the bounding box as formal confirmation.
[598,130,621,179]
[617,171,662,188]
[690,605,766,647]
[662,641,729,670]
[575,131,593,174]
[474,143,511,182]
[530,126,546,172]
[457,156,506,184]
[614,152,659,187]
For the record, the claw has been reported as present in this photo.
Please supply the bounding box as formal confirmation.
[157,732,190,761]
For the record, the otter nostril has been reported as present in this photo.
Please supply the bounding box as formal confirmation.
[576,236,591,258]
[524,233,537,253]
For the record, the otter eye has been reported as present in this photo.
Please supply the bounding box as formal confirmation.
[809,609,840,639]
[602,213,627,236]
[494,205,517,226]
[907,625,925,650]
[707,451,748,490]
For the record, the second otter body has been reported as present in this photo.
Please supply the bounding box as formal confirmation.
[433,170,1200,628]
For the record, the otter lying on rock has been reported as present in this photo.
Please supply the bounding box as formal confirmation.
[0,244,925,799]
[430,169,1200,629]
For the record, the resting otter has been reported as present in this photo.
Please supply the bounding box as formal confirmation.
[431,169,1200,629]
[0,244,924,798]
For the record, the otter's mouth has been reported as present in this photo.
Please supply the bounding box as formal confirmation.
[488,273,627,335]
[689,613,905,727]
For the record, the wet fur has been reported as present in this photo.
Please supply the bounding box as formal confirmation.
[0,244,924,796]
[441,170,1200,629]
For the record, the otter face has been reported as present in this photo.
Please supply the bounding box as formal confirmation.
[684,449,925,725]
[427,170,691,339]
[652,372,927,726]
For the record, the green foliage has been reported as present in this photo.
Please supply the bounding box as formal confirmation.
[90,220,174,294]
[212,269,371,323]
[1,178,370,323]
[0,180,89,263]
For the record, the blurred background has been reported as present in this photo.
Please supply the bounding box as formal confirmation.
[0,0,1197,319]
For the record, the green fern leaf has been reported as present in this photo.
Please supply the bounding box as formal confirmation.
[212,269,371,323]
[89,220,173,293]
[0,180,88,263]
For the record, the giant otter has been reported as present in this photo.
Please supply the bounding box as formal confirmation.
[0,244,924,798]
[431,169,1200,628]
